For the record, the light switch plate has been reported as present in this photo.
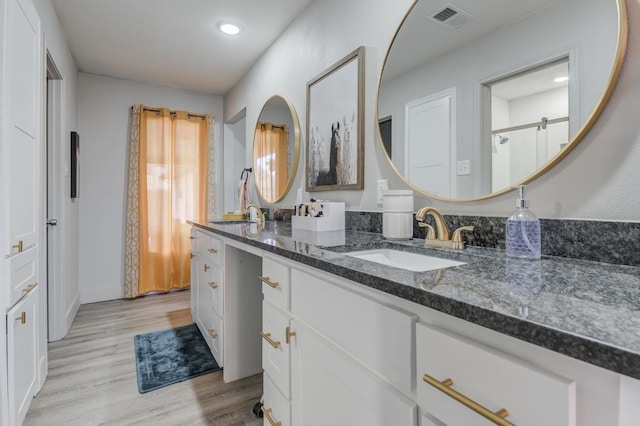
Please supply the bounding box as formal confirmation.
[456,160,471,176]
[377,180,388,204]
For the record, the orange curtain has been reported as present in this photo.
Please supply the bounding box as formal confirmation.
[254,122,288,203]
[137,108,208,296]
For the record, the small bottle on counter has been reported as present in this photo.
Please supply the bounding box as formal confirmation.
[505,185,541,259]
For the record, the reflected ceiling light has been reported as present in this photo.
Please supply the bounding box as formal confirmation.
[219,22,241,35]
[553,76,569,83]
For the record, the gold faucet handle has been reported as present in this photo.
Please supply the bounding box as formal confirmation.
[451,226,475,249]
[418,222,436,240]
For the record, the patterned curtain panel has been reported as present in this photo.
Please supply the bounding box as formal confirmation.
[125,105,215,299]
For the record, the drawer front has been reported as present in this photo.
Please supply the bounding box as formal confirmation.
[291,268,416,394]
[263,374,291,426]
[261,257,290,310]
[194,230,223,265]
[416,323,575,426]
[262,300,291,399]
[202,310,224,367]
[202,264,224,317]
[9,247,37,307]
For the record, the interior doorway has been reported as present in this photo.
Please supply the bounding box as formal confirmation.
[45,51,64,341]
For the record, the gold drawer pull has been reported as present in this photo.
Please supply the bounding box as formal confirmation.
[260,332,281,349]
[261,407,282,426]
[258,276,279,288]
[22,283,37,293]
[422,374,513,426]
[204,264,210,272]
[208,248,218,254]
[12,240,24,253]
[208,329,217,339]
[190,253,195,259]
[286,326,296,344]
[208,282,218,289]
[15,312,26,324]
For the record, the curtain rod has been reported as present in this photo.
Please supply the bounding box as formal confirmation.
[131,105,207,120]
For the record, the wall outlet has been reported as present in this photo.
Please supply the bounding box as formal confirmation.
[377,179,388,204]
[456,160,471,176]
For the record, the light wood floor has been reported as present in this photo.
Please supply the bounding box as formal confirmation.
[24,291,263,426]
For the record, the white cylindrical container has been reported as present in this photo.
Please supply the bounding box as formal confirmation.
[382,190,413,240]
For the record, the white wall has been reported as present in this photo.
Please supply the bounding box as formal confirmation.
[77,73,223,303]
[225,0,640,221]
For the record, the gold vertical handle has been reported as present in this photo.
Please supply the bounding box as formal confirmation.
[190,253,195,259]
[208,329,217,339]
[15,312,26,324]
[260,332,281,349]
[422,374,513,426]
[261,407,282,426]
[208,282,218,289]
[286,326,296,344]
[12,240,24,253]
[204,264,210,272]
[258,276,279,288]
[208,248,218,254]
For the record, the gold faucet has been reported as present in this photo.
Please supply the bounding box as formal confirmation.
[246,204,266,223]
[415,206,474,250]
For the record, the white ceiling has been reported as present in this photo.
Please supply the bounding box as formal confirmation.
[51,0,313,95]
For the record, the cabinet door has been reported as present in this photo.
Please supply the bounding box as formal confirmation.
[262,300,291,399]
[190,251,197,320]
[291,320,416,426]
[7,286,38,425]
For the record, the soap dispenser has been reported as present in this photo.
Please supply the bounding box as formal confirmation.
[506,185,541,259]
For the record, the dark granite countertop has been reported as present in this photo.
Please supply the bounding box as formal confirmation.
[192,220,640,380]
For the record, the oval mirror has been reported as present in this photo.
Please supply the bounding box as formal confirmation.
[377,0,627,201]
[253,95,301,203]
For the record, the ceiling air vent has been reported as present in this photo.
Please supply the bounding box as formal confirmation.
[428,4,474,29]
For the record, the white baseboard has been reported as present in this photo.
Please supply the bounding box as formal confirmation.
[65,292,80,331]
[80,285,123,304]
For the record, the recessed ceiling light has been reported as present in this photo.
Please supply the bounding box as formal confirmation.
[553,76,569,83]
[219,23,241,35]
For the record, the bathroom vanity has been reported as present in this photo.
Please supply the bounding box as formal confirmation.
[190,220,640,426]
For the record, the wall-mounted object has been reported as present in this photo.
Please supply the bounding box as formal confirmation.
[306,46,365,191]
[70,131,79,198]
[377,0,627,201]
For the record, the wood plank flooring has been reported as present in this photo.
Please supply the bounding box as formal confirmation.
[24,291,263,426]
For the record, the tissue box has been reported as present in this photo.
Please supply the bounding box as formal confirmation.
[291,202,345,232]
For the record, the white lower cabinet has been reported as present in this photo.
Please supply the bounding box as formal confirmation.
[416,323,575,426]
[7,286,39,426]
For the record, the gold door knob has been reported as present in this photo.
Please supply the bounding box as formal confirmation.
[15,312,26,324]
[258,276,279,288]
[260,332,281,349]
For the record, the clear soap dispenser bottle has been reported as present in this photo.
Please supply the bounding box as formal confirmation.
[506,185,541,259]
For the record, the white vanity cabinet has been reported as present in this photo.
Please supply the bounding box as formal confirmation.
[416,323,575,426]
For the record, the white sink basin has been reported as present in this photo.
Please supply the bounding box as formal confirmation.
[345,248,465,272]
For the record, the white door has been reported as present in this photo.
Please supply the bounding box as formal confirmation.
[405,89,456,198]
[7,286,38,426]
[290,320,416,426]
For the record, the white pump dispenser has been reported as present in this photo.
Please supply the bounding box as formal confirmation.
[505,185,541,259]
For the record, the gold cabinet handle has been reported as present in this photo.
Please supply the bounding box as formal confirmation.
[260,332,281,349]
[258,276,279,289]
[261,407,282,426]
[208,282,218,289]
[15,312,26,324]
[422,374,513,426]
[208,329,217,339]
[286,326,296,344]
[204,264,210,272]
[22,283,37,293]
[12,240,24,253]
[208,248,218,254]
[190,253,195,259]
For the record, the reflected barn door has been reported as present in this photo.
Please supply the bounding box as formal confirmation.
[405,89,456,198]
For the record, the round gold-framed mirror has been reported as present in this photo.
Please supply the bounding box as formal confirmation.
[253,95,301,204]
[377,0,628,201]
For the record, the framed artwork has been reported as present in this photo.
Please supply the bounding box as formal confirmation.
[306,46,365,191]
[71,131,79,198]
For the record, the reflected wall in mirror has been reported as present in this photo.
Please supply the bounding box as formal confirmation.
[253,95,301,203]
[377,0,627,201]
